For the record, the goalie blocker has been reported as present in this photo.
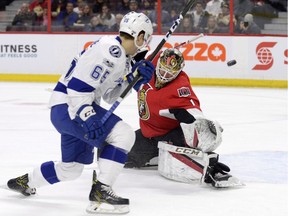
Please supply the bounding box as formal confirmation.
[158,141,244,188]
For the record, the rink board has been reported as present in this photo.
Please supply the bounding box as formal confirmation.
[0,34,287,88]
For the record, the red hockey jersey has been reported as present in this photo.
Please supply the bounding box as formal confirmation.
[138,59,201,138]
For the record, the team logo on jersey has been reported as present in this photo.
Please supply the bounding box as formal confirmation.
[177,87,191,97]
[138,84,152,120]
[109,45,122,58]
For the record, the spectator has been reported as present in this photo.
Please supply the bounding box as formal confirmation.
[108,13,124,32]
[97,4,115,28]
[203,15,224,33]
[140,0,154,14]
[55,1,79,30]
[162,0,183,13]
[128,0,141,12]
[117,0,130,14]
[73,0,85,15]
[251,0,277,28]
[75,3,93,25]
[83,16,107,32]
[167,9,179,26]
[175,15,194,33]
[205,0,223,16]
[12,3,36,27]
[34,7,48,27]
[29,0,48,13]
[51,0,68,23]
[190,0,210,33]
[92,0,110,14]
[217,1,232,32]
[234,0,254,18]
[148,1,170,28]
[239,13,261,34]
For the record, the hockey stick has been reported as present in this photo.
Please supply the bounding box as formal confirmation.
[101,0,196,124]
[174,33,204,49]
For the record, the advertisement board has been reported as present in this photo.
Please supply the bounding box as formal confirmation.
[0,34,287,87]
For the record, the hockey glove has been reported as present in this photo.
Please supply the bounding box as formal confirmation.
[74,105,106,141]
[206,120,224,135]
[127,60,154,91]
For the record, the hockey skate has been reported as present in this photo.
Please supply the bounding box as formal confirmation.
[204,161,245,188]
[86,170,129,214]
[7,173,36,196]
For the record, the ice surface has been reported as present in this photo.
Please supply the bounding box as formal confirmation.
[0,82,287,216]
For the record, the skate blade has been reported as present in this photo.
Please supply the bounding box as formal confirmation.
[214,176,246,188]
[86,201,129,214]
[0,184,36,196]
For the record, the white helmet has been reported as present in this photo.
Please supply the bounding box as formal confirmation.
[119,11,153,49]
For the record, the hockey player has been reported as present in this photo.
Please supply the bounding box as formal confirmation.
[7,12,154,214]
[125,48,242,188]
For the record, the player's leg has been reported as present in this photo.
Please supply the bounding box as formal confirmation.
[79,102,134,213]
[7,133,91,195]
[87,120,135,214]
[7,104,92,195]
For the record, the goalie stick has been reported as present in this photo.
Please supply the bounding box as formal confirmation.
[174,33,205,49]
[101,0,196,124]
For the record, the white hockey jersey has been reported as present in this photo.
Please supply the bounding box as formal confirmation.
[49,36,131,119]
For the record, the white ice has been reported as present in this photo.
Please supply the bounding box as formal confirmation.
[0,82,287,216]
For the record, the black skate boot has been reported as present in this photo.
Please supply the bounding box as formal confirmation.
[7,173,36,196]
[86,170,129,214]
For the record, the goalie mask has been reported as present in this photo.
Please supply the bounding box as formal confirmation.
[155,48,185,89]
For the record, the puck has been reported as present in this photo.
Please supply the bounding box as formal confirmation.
[227,60,237,66]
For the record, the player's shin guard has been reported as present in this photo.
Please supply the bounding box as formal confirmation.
[97,144,128,185]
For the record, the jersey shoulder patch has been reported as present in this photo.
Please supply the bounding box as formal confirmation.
[109,45,122,58]
[177,87,191,97]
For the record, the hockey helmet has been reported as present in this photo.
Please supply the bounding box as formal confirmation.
[156,48,185,84]
[119,12,153,49]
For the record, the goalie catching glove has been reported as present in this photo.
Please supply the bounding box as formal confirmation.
[181,118,224,152]
[74,105,106,143]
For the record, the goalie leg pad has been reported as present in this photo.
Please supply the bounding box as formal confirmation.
[158,141,210,183]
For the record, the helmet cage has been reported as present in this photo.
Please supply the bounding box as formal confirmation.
[156,49,185,84]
